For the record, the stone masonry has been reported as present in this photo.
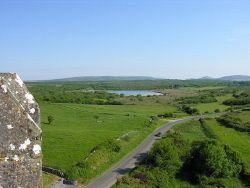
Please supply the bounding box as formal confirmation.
[0,73,42,188]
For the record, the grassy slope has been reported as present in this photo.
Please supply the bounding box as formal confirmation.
[41,103,181,173]
[194,94,231,113]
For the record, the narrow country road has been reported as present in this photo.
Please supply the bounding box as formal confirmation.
[85,116,198,188]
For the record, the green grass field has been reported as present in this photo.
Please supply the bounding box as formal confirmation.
[172,120,207,142]
[205,119,250,166]
[41,102,182,176]
[193,94,232,113]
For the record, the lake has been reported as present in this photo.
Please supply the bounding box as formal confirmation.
[107,90,163,96]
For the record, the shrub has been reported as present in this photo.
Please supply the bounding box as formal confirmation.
[103,139,121,152]
[116,175,139,185]
[132,166,170,187]
[180,105,200,115]
[216,114,250,133]
[214,109,220,113]
[47,115,54,124]
[147,139,181,177]
[185,140,242,183]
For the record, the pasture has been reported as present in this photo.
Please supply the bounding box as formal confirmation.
[193,94,232,113]
[41,102,181,175]
[172,120,207,142]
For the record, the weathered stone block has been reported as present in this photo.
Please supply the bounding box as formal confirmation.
[0,73,42,188]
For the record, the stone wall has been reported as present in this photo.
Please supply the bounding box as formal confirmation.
[0,73,42,188]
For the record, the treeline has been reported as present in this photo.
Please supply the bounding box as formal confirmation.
[223,98,250,106]
[179,95,217,104]
[179,105,200,115]
[217,114,250,133]
[28,85,122,105]
[223,91,250,106]
[115,132,245,187]
[27,79,237,91]
[199,118,217,139]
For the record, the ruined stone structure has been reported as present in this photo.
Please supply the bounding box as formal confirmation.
[0,73,42,188]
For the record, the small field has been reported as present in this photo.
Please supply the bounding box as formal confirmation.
[41,102,183,178]
[193,94,232,113]
[172,120,207,142]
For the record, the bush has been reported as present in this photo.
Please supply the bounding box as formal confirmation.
[223,98,250,106]
[47,115,55,124]
[103,139,121,152]
[199,119,217,139]
[132,166,170,187]
[116,175,139,185]
[147,139,181,177]
[185,140,242,183]
[214,109,220,113]
[180,105,200,115]
[217,114,250,133]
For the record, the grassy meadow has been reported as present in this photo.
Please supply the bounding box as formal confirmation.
[193,94,232,113]
[32,81,250,186]
[41,102,183,179]
[205,118,250,166]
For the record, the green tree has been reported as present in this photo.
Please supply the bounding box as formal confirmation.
[47,115,54,124]
[187,140,242,181]
[147,139,181,178]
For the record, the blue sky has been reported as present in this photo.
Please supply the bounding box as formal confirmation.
[0,0,250,80]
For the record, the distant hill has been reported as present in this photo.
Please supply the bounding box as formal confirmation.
[42,76,160,82]
[198,75,250,81]
[219,75,250,81]
[199,76,214,80]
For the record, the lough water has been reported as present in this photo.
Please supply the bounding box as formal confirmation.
[107,90,163,96]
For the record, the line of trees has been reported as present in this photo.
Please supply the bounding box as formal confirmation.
[216,114,250,133]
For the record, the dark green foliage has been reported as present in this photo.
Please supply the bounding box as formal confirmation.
[47,115,54,124]
[157,112,174,118]
[233,92,249,98]
[180,105,200,115]
[133,166,170,188]
[116,175,140,186]
[224,90,250,106]
[214,108,221,113]
[185,140,242,183]
[114,129,245,188]
[223,98,250,106]
[27,84,122,105]
[103,139,121,153]
[147,139,181,177]
[179,94,217,104]
[217,114,250,133]
[199,119,217,139]
[241,163,250,185]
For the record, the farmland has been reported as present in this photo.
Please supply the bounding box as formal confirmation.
[41,102,182,182]
[25,80,250,187]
